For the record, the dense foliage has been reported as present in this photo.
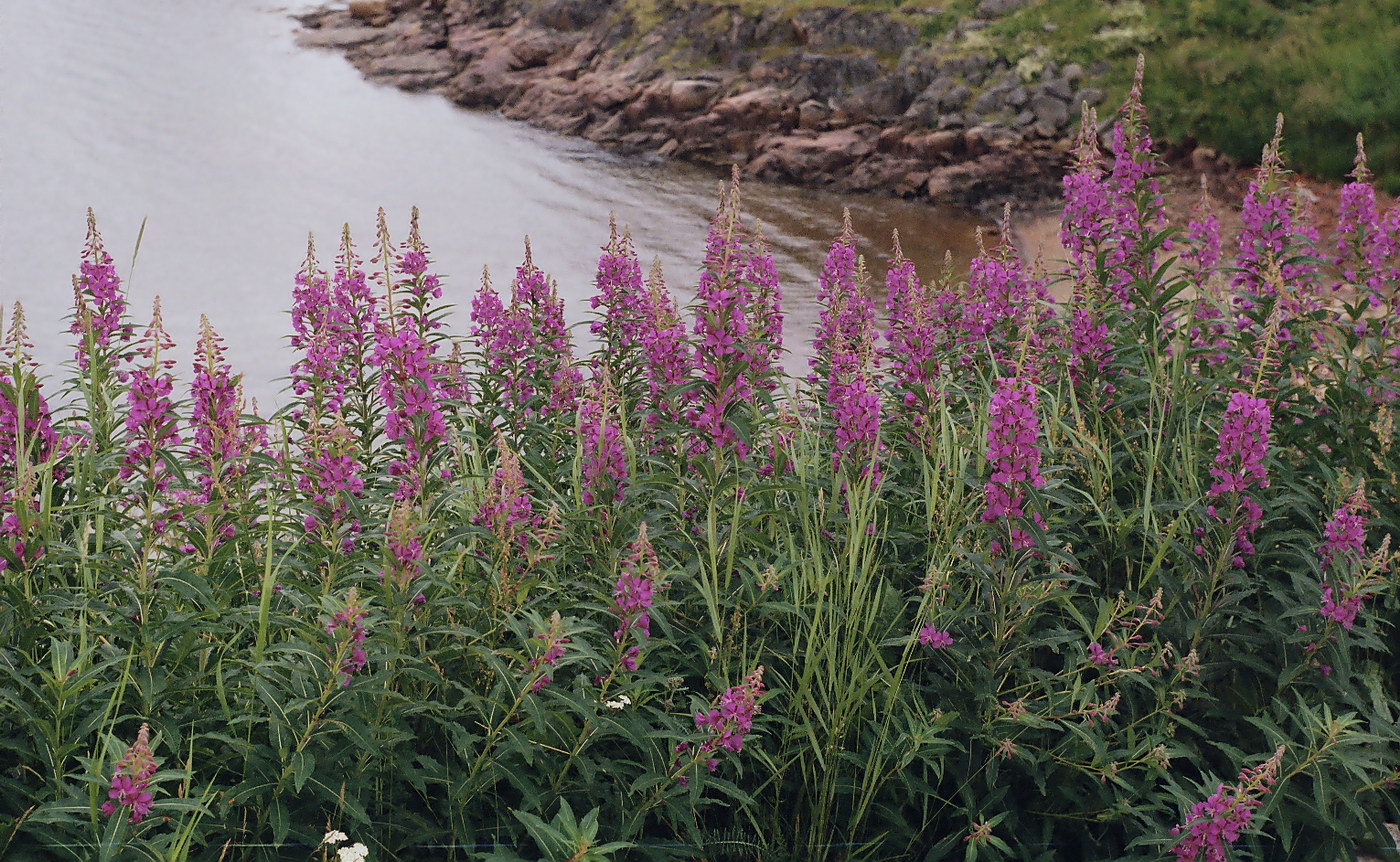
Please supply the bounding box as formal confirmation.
[2,78,1399,861]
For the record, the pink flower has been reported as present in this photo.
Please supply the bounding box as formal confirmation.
[918,625,953,649]
[326,591,369,686]
[1170,747,1284,862]
[1206,391,1271,565]
[1087,642,1118,667]
[101,723,159,824]
[695,666,764,755]
[982,376,1047,552]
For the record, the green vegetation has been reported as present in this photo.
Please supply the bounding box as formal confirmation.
[632,0,1400,191]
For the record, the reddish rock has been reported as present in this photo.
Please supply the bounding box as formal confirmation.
[711,87,788,128]
[349,0,390,25]
[669,79,720,113]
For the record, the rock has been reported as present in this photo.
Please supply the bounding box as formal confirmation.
[1039,78,1073,101]
[1033,118,1060,138]
[791,8,917,54]
[530,0,610,31]
[658,138,680,157]
[1012,109,1036,129]
[972,89,1003,115]
[937,113,965,130]
[509,31,568,70]
[844,77,915,120]
[712,87,788,127]
[1072,87,1106,108]
[752,51,880,100]
[939,85,972,112]
[348,0,390,25]
[1061,62,1085,83]
[966,123,1018,153]
[669,79,719,112]
[365,50,456,82]
[295,25,388,49]
[748,126,877,182]
[1189,146,1219,173]
[1030,94,1069,127]
[798,99,831,129]
[1006,86,1028,108]
[904,129,963,160]
[975,0,1030,18]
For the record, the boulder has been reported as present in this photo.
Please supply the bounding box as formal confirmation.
[1039,78,1073,101]
[669,79,720,112]
[1071,87,1106,108]
[797,99,831,129]
[711,87,788,127]
[939,85,972,111]
[295,26,388,49]
[1030,94,1069,127]
[348,0,390,25]
[791,8,917,53]
[904,129,963,160]
[748,126,877,182]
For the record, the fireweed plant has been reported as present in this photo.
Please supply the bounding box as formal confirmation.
[3,80,1400,861]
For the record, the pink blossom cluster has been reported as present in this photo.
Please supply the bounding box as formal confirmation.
[471,244,581,417]
[373,322,446,500]
[289,244,351,415]
[1103,60,1165,301]
[101,723,158,823]
[580,379,627,506]
[299,418,364,549]
[635,263,692,441]
[960,241,1052,377]
[1318,483,1373,630]
[121,302,181,492]
[528,611,570,693]
[331,232,380,394]
[612,524,663,670]
[1233,121,1321,325]
[687,185,760,458]
[695,666,764,754]
[982,376,1047,552]
[190,317,252,501]
[1169,747,1284,862]
[326,594,369,687]
[1183,189,1229,366]
[884,234,954,417]
[811,214,875,391]
[70,211,132,369]
[1204,391,1271,567]
[918,624,953,650]
[743,235,784,388]
[589,218,647,355]
[476,435,535,547]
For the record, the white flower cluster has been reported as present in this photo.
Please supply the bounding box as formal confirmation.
[322,830,369,862]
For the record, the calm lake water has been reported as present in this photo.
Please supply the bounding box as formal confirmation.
[0,0,999,403]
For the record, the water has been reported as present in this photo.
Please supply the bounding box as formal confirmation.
[0,0,997,404]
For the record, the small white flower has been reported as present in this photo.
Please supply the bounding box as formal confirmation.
[605,694,632,710]
[322,830,349,846]
[337,842,369,862]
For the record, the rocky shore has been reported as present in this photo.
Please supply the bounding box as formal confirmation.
[294,0,1155,209]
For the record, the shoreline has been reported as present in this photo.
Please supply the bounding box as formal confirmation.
[291,0,1142,214]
